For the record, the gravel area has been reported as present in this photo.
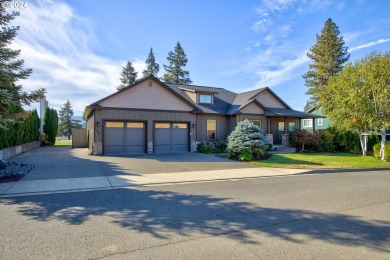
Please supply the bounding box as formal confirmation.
[0,161,35,183]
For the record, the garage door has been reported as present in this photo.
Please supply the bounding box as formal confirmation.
[154,122,189,153]
[104,121,145,155]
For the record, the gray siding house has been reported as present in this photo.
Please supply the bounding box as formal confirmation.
[83,76,318,155]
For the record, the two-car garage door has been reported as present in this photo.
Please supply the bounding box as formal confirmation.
[104,121,145,155]
[103,121,189,155]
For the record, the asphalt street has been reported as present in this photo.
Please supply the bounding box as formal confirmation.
[1,169,389,259]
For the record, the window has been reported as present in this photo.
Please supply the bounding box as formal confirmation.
[303,119,312,127]
[250,120,262,130]
[172,123,187,129]
[278,122,285,131]
[199,94,212,104]
[207,120,216,139]
[318,118,323,126]
[288,122,295,131]
[127,122,144,128]
[105,122,124,128]
[155,123,170,128]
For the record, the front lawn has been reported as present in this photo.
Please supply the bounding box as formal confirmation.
[54,140,72,146]
[251,153,390,169]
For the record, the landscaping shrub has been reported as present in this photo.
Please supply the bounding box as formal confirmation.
[385,142,390,161]
[198,139,227,154]
[373,143,381,158]
[198,143,213,154]
[316,129,335,152]
[291,130,322,152]
[0,109,40,150]
[328,127,360,153]
[227,119,271,160]
[238,151,253,161]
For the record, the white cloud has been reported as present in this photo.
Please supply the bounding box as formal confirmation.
[252,19,273,32]
[13,0,145,115]
[349,38,390,52]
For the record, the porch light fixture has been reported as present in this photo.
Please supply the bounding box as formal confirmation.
[96,121,100,127]
[192,123,196,128]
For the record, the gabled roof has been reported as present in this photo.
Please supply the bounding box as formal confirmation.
[83,76,322,119]
[166,83,236,114]
[83,76,200,118]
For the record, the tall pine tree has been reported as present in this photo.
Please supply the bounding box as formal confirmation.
[117,61,137,90]
[0,1,45,128]
[58,100,74,140]
[142,48,159,78]
[303,18,349,106]
[163,42,192,84]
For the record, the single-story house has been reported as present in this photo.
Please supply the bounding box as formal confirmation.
[83,76,321,155]
[301,106,330,132]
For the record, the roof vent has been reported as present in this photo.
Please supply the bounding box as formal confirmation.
[148,81,152,87]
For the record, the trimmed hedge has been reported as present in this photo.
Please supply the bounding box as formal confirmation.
[0,109,40,150]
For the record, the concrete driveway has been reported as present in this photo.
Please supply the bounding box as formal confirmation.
[12,146,257,181]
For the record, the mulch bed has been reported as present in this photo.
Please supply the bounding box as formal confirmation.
[0,174,25,183]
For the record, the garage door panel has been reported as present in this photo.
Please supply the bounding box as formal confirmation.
[154,122,189,153]
[104,121,145,155]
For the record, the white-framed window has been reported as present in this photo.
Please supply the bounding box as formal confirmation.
[199,94,212,104]
[303,119,312,127]
[318,118,323,126]
[207,120,216,139]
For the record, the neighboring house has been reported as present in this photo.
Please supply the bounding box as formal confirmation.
[83,76,321,155]
[301,106,329,132]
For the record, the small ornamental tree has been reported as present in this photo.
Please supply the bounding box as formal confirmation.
[227,119,271,160]
[291,130,322,152]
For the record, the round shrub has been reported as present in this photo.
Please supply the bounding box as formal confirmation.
[227,119,271,160]
[373,143,381,158]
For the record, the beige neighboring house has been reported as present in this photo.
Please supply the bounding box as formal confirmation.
[83,76,319,155]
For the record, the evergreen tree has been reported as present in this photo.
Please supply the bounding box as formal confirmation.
[303,18,349,106]
[117,61,137,90]
[0,2,45,128]
[43,107,58,145]
[58,100,74,140]
[163,42,192,84]
[142,48,159,78]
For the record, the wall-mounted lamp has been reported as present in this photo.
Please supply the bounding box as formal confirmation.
[96,121,100,127]
[192,123,196,128]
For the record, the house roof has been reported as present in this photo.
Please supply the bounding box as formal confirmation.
[166,83,237,114]
[265,108,324,118]
[83,75,324,119]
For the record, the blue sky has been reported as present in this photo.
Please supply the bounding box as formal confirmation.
[14,0,390,116]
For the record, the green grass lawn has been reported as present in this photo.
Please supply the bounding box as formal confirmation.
[251,153,390,169]
[54,140,72,146]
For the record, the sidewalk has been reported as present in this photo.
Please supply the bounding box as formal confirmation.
[0,167,308,198]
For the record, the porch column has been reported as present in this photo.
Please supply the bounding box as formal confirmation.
[282,117,289,146]
[266,116,273,146]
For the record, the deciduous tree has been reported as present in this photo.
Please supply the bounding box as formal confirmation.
[319,51,390,158]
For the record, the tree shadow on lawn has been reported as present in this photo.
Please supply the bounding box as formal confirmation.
[2,188,389,252]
